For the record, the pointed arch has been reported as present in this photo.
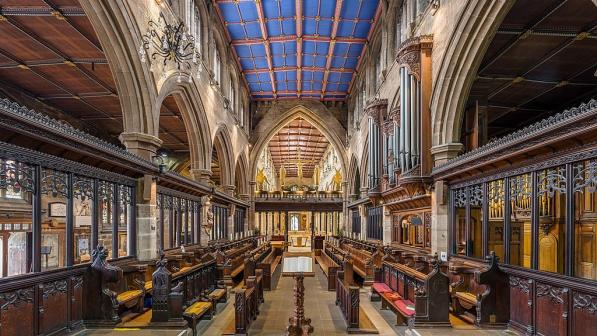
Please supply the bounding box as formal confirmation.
[347,155,361,197]
[430,1,513,149]
[360,135,369,189]
[80,0,159,137]
[234,152,250,197]
[250,105,348,183]
[212,124,235,188]
[156,76,212,172]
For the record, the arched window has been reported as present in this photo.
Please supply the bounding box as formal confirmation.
[229,74,235,114]
[239,99,245,127]
[212,40,221,85]
[193,4,202,55]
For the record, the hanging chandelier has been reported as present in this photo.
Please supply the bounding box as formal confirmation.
[139,12,201,83]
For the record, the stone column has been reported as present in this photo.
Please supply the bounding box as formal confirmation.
[119,132,163,161]
[223,184,236,197]
[382,205,392,245]
[200,196,211,246]
[432,180,449,256]
[136,175,158,261]
[190,168,213,185]
[342,181,349,234]
[249,181,256,234]
[359,204,367,240]
[228,204,236,240]
[430,143,463,166]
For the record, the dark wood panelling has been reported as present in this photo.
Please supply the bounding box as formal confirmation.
[0,286,35,336]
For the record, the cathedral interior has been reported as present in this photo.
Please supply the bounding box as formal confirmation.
[0,0,595,335]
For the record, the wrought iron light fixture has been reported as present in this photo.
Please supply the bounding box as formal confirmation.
[139,12,201,83]
[152,154,167,173]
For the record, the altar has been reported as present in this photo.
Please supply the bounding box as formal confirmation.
[288,230,311,248]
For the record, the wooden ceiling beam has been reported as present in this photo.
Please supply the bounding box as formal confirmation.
[321,0,343,99]
[244,66,353,74]
[42,0,104,53]
[255,0,277,98]
[296,0,302,97]
[0,46,116,121]
[230,35,366,45]
[478,0,569,74]
[2,14,115,95]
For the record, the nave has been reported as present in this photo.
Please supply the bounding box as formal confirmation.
[0,0,595,335]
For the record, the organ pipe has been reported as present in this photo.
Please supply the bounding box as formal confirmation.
[399,67,406,172]
[404,69,411,171]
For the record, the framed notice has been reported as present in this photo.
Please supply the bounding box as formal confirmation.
[48,202,67,217]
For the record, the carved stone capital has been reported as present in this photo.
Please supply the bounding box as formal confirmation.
[119,132,163,161]
[430,143,463,166]
[365,98,388,126]
[190,168,212,185]
[396,35,433,81]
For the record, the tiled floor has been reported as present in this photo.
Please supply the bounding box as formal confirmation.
[79,257,518,336]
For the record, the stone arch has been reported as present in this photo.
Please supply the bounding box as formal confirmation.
[250,105,348,184]
[211,124,235,189]
[430,1,514,155]
[234,152,250,197]
[359,135,369,189]
[347,155,361,197]
[80,1,159,154]
[155,76,212,173]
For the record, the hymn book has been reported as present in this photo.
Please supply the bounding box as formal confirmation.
[282,256,313,274]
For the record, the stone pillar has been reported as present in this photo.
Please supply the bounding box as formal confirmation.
[249,181,256,233]
[200,196,211,246]
[342,181,349,234]
[190,169,212,185]
[359,204,367,240]
[382,205,392,245]
[136,175,158,261]
[432,180,449,256]
[228,204,236,240]
[119,132,163,161]
[430,143,463,166]
[223,184,236,197]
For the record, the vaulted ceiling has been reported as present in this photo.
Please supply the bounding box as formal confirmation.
[467,0,597,138]
[267,117,329,178]
[215,0,380,101]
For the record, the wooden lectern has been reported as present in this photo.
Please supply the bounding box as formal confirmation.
[282,256,314,335]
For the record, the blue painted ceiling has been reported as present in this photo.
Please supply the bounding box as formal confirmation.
[215,0,380,101]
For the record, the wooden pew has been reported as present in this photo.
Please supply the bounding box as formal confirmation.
[335,257,360,331]
[214,240,256,285]
[234,273,264,334]
[449,252,509,327]
[377,256,451,328]
[258,246,282,290]
[315,246,340,291]
[340,239,383,286]
[87,246,146,324]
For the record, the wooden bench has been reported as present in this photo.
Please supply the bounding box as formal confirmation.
[315,249,340,291]
[377,256,450,328]
[88,246,146,323]
[258,247,282,290]
[449,252,509,327]
[214,240,256,285]
[150,253,223,333]
[335,258,360,331]
[234,274,263,334]
[183,301,214,336]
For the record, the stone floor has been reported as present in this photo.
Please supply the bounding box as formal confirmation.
[79,256,518,336]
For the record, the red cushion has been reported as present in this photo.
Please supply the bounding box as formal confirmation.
[383,292,402,301]
[394,299,416,317]
[372,282,392,293]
